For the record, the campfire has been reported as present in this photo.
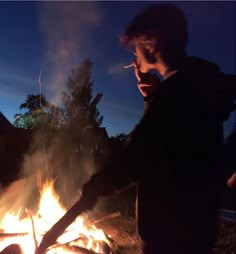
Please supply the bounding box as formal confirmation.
[0,180,112,254]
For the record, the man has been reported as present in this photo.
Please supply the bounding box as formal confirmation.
[80,4,236,254]
[38,3,236,254]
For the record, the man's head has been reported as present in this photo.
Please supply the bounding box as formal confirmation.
[120,3,188,73]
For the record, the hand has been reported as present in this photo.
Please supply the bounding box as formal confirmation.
[80,181,99,210]
[227,172,236,189]
[134,64,160,98]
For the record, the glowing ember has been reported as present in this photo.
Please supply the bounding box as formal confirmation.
[0,180,110,254]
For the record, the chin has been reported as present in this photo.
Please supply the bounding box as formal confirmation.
[140,64,153,73]
[140,67,149,74]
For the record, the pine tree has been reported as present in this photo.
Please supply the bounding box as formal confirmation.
[62,59,103,132]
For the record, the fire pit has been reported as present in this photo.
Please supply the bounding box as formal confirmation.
[0,180,112,254]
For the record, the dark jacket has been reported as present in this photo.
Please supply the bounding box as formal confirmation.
[82,57,236,253]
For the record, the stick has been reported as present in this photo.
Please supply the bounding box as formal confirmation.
[25,208,38,251]
[47,236,87,251]
[37,185,138,254]
[64,245,100,254]
[91,212,121,225]
[54,244,99,254]
[0,233,28,238]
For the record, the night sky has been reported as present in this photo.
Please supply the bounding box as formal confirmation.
[0,1,235,137]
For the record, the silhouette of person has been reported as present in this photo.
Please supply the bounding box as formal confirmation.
[37,3,236,254]
[80,4,236,254]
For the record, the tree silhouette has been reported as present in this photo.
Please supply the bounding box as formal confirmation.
[62,59,103,132]
[13,94,63,129]
[14,59,103,133]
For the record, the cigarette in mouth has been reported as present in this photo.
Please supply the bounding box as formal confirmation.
[124,63,135,69]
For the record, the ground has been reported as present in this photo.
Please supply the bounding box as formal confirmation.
[87,211,236,254]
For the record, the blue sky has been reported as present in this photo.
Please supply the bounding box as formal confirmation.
[0,1,235,137]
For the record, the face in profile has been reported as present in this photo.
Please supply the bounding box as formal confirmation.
[134,41,157,73]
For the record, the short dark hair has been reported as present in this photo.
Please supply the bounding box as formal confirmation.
[120,3,188,54]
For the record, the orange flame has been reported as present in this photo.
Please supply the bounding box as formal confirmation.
[0,180,109,254]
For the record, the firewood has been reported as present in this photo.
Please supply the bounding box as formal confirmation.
[91,212,121,225]
[63,245,101,254]
[25,208,38,251]
[47,236,87,251]
[0,233,28,238]
[36,199,117,254]
[48,242,109,254]
[36,199,89,254]
[0,244,23,254]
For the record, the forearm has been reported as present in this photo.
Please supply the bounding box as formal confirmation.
[82,144,142,202]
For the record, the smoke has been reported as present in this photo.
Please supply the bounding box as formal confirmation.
[0,3,107,213]
[39,1,104,105]
[107,61,126,75]
[38,1,104,196]
[18,127,99,209]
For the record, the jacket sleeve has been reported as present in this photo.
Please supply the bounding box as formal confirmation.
[82,91,172,203]
[218,73,236,120]
[143,94,156,114]
[126,93,155,144]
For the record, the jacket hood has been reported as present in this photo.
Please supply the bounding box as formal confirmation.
[179,56,236,121]
[180,56,221,77]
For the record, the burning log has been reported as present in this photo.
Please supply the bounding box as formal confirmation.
[36,199,93,254]
[0,244,23,254]
[64,244,110,254]
[25,209,38,250]
[92,212,121,225]
[47,236,88,251]
[0,180,112,254]
[50,241,111,254]
[36,199,116,254]
[64,246,98,254]
[47,236,111,254]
